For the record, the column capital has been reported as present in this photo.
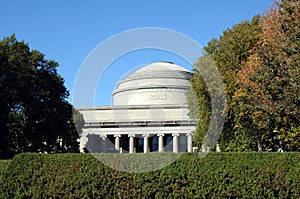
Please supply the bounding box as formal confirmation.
[114,134,121,137]
[82,128,89,133]
[80,133,88,138]
[157,133,165,137]
[128,134,135,137]
[186,132,193,137]
[100,134,107,140]
[143,134,150,138]
[172,133,179,137]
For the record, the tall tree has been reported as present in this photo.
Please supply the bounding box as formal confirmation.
[0,35,81,158]
[187,55,211,148]
[188,16,262,150]
[235,0,300,151]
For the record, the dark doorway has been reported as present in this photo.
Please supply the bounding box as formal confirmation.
[120,135,129,153]
[107,135,115,153]
[164,134,173,152]
[179,135,187,152]
[150,135,158,152]
[135,136,144,153]
[86,134,102,152]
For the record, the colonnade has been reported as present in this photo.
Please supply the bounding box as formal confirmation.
[111,133,193,153]
[83,133,193,153]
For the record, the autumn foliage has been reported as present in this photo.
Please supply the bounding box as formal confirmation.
[235,0,300,151]
[189,0,299,151]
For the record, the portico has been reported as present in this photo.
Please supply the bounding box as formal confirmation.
[79,111,195,153]
[78,62,197,153]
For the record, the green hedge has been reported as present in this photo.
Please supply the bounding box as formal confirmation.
[0,160,10,188]
[1,153,299,198]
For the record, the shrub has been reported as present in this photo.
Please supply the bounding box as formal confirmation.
[1,152,299,198]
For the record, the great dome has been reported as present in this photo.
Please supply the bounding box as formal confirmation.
[112,62,193,105]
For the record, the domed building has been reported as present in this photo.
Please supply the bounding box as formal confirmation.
[78,62,196,153]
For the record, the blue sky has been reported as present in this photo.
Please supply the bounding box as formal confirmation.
[1,0,273,107]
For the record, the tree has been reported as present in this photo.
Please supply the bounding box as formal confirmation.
[235,0,300,151]
[189,16,262,150]
[187,55,211,148]
[0,35,81,158]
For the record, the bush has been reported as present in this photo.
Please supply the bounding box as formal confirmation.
[0,160,10,182]
[1,152,299,198]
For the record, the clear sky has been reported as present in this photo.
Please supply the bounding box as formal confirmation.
[1,0,274,107]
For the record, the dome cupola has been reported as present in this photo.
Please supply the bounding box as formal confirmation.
[112,62,193,105]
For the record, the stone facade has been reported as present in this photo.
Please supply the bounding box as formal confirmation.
[78,62,196,153]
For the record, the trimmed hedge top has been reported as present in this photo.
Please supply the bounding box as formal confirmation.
[1,152,299,198]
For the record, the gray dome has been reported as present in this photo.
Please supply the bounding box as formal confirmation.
[112,62,193,105]
[120,62,191,81]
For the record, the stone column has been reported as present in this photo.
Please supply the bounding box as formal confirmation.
[114,134,121,152]
[158,134,165,152]
[79,132,88,153]
[216,143,221,152]
[186,133,193,152]
[172,133,179,152]
[143,134,149,153]
[129,134,135,153]
[101,135,107,152]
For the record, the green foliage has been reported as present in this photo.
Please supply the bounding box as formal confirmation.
[0,160,11,192]
[189,16,262,150]
[1,153,299,198]
[189,0,299,152]
[187,56,211,148]
[0,35,81,158]
[211,15,262,151]
[188,53,227,149]
[72,107,84,137]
